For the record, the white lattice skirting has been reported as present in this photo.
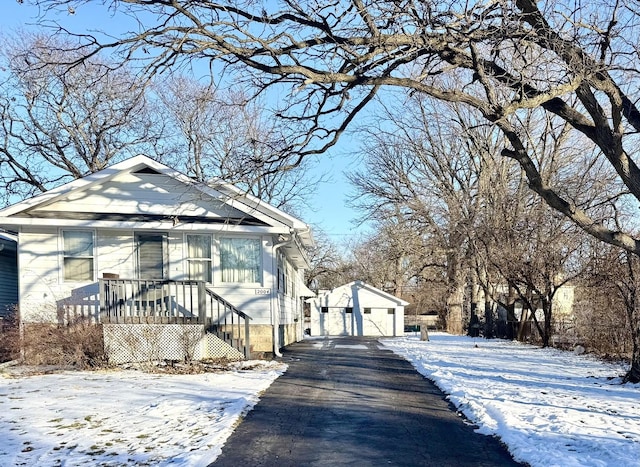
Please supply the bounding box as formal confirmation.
[103,324,244,364]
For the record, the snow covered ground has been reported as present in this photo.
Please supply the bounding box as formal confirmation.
[1,334,638,467]
[381,333,640,467]
[0,360,286,467]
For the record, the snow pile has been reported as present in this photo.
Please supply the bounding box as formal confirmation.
[0,361,286,466]
[381,333,640,467]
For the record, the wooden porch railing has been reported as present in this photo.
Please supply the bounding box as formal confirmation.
[98,278,252,358]
[204,287,252,360]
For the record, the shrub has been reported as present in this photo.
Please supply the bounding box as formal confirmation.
[0,308,20,363]
[20,317,107,368]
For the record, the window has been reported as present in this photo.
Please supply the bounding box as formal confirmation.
[63,230,94,281]
[363,308,372,314]
[220,237,261,283]
[277,252,287,293]
[388,308,396,314]
[187,235,212,282]
[136,233,166,279]
[321,307,329,313]
[345,307,353,313]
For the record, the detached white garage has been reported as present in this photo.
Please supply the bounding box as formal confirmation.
[307,281,408,337]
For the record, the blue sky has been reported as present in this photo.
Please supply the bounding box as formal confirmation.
[1,1,371,245]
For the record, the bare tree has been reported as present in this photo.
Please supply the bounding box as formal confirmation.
[26,0,640,379]
[482,205,590,347]
[575,245,634,362]
[156,74,325,214]
[474,112,608,346]
[304,228,344,290]
[0,33,164,204]
[348,96,493,334]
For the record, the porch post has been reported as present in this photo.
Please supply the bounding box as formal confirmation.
[244,318,251,359]
[98,279,106,321]
[198,281,206,323]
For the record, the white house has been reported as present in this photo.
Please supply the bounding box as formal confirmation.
[0,155,315,360]
[307,281,408,337]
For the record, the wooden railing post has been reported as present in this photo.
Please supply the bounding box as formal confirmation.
[98,279,106,321]
[244,317,251,359]
[198,281,206,323]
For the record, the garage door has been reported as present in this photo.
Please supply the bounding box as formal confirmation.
[321,307,353,336]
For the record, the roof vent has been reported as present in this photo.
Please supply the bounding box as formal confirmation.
[134,167,161,175]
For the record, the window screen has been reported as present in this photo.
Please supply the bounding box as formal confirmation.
[136,233,166,279]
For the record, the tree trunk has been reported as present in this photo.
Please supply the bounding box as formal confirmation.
[516,306,529,341]
[504,285,518,339]
[624,282,640,383]
[446,285,465,335]
[621,253,640,383]
[542,298,552,348]
[484,296,494,338]
[445,249,465,335]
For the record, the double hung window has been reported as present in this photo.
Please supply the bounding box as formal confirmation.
[63,230,94,281]
[187,234,212,282]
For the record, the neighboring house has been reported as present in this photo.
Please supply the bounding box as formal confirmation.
[307,281,408,337]
[0,155,315,361]
[0,231,18,318]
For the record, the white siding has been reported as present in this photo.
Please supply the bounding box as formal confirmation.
[17,225,310,329]
[20,227,98,322]
[32,173,249,220]
[98,230,136,278]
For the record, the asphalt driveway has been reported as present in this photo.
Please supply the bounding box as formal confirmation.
[210,336,522,467]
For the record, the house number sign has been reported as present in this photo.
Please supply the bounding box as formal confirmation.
[255,288,271,295]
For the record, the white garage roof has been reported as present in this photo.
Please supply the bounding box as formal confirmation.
[309,280,409,307]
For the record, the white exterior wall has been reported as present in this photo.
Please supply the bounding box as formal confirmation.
[19,227,93,322]
[99,230,137,278]
[37,173,247,221]
[308,282,406,337]
[276,260,306,343]
[17,227,290,325]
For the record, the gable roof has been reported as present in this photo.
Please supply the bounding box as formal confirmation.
[311,280,409,306]
[0,155,313,247]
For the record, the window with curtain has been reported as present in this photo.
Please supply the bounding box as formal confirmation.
[187,234,212,282]
[220,237,261,283]
[136,233,166,279]
[63,230,94,281]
